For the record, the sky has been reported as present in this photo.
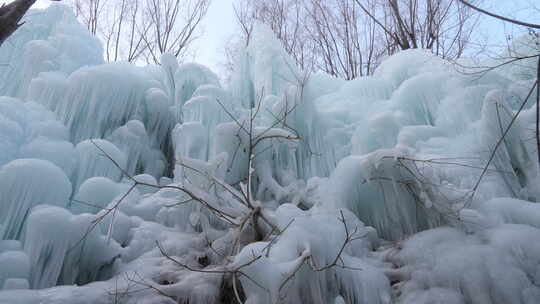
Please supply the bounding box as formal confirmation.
[192,0,236,72]
[1,0,539,70]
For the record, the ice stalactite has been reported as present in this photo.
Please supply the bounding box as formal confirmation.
[54,63,151,143]
[177,84,237,164]
[0,5,103,98]
[0,241,30,291]
[2,4,540,304]
[107,120,166,178]
[326,149,442,240]
[27,55,179,180]
[173,122,208,164]
[174,63,221,109]
[71,177,124,215]
[233,205,389,304]
[71,139,126,191]
[0,159,71,241]
[143,87,176,154]
[0,97,73,170]
[229,25,335,179]
[19,137,76,177]
[24,206,120,289]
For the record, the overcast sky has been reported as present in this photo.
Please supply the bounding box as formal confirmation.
[192,0,235,72]
[1,0,539,71]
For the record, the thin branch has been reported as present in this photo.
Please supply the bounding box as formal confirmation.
[470,81,538,201]
[458,0,540,29]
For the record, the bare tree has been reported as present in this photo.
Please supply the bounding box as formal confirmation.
[235,0,314,71]
[0,0,60,47]
[123,1,150,62]
[85,89,367,302]
[303,0,383,79]
[74,0,105,35]
[75,0,146,62]
[140,0,210,64]
[456,0,540,166]
[232,0,255,45]
[231,0,482,79]
[353,0,481,60]
[98,0,151,62]
[73,0,210,63]
[458,0,540,30]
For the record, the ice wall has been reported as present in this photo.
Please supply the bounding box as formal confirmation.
[24,206,120,289]
[0,5,103,98]
[0,3,540,304]
[228,25,338,179]
[0,241,29,290]
[0,97,73,170]
[0,159,71,241]
[313,48,540,239]
[233,205,390,304]
[71,139,127,190]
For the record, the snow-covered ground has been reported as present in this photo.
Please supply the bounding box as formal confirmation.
[0,4,540,304]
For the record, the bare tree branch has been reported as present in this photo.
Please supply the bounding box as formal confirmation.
[458,0,540,29]
[0,0,61,47]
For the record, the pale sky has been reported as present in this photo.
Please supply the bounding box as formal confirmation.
[1,0,538,70]
[192,0,236,72]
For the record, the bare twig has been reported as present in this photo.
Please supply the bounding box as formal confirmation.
[470,81,538,202]
[278,211,365,294]
[458,0,540,30]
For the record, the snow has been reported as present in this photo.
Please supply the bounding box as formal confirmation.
[232,205,390,304]
[0,3,540,304]
[386,224,540,304]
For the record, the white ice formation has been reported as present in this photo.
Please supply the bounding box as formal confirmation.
[0,4,540,304]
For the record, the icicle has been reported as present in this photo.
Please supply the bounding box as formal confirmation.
[0,159,71,241]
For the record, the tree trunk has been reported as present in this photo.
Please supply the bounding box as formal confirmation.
[0,0,39,46]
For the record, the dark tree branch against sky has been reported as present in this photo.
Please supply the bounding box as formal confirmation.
[458,0,540,29]
[0,0,60,46]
